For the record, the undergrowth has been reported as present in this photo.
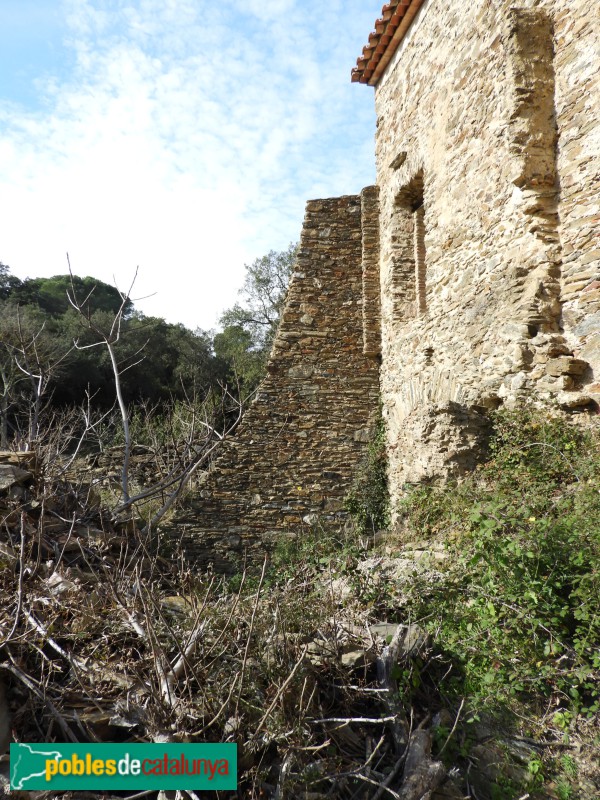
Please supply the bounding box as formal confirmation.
[3,403,599,798]
[378,404,600,797]
[344,411,390,535]
[207,404,600,797]
[395,407,599,714]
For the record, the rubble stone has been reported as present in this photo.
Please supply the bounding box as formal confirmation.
[173,196,380,569]
[0,465,32,492]
[174,0,599,561]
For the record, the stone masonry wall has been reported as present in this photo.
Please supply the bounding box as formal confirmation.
[554,2,600,391]
[361,185,382,357]
[175,195,380,570]
[174,0,597,555]
[371,0,600,513]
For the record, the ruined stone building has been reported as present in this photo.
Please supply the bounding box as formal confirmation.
[177,0,599,567]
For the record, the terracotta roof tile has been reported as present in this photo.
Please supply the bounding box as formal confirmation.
[351,0,426,86]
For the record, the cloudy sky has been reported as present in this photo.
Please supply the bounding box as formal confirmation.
[0,0,380,330]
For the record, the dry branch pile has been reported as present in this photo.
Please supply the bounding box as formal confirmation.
[0,451,459,800]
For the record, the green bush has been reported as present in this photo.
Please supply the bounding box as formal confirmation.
[399,406,600,719]
[268,521,363,585]
[344,414,390,535]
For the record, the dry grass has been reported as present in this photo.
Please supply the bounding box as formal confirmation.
[0,460,439,800]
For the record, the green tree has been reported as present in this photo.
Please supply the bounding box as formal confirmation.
[213,325,265,397]
[0,266,228,415]
[218,244,297,394]
[8,275,134,318]
[46,309,226,409]
[0,262,22,300]
[220,243,296,351]
[0,301,70,446]
[165,323,227,399]
[107,315,224,405]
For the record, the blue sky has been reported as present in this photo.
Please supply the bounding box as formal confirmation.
[0,0,380,330]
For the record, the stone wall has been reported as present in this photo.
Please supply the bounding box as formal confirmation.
[370,0,600,511]
[361,185,382,357]
[554,2,600,390]
[175,0,598,554]
[176,195,380,570]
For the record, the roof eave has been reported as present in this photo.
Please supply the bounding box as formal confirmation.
[351,0,426,87]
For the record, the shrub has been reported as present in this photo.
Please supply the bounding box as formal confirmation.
[399,406,600,719]
[344,413,390,535]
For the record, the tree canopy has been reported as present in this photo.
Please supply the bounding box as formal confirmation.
[220,243,296,350]
[0,246,296,441]
[0,267,227,425]
[218,243,296,394]
[6,274,135,318]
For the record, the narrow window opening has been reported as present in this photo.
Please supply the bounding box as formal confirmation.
[412,199,426,314]
[390,171,426,321]
[389,201,416,321]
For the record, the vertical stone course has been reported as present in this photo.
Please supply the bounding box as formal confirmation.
[386,202,416,325]
[361,186,382,356]
[413,205,426,315]
[175,196,380,569]
[552,1,600,385]
[505,9,557,191]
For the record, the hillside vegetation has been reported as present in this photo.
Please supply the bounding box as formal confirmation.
[0,249,295,452]
[353,405,600,798]
[1,404,598,799]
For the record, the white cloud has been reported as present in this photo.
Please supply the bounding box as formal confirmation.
[0,0,379,330]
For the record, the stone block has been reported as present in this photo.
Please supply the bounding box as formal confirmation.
[172,195,379,568]
[0,465,32,491]
[545,357,589,377]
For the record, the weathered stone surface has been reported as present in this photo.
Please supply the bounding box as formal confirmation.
[369,622,400,642]
[390,401,492,490]
[174,196,380,569]
[0,464,32,491]
[370,0,600,513]
[175,0,598,560]
[361,185,381,356]
[340,647,376,669]
[546,356,589,376]
[0,451,37,468]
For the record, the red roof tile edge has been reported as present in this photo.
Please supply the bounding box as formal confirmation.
[351,0,426,86]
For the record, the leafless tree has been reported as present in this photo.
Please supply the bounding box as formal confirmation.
[66,264,244,529]
[0,305,72,449]
[67,264,141,505]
